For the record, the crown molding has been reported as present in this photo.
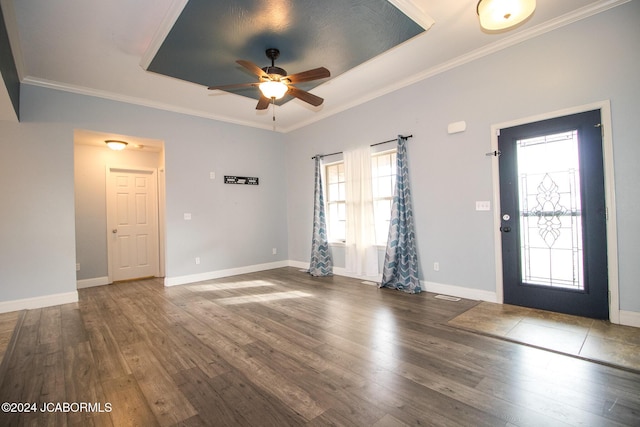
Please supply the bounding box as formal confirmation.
[17,0,631,134]
[139,0,188,70]
[21,76,275,131]
[282,0,631,133]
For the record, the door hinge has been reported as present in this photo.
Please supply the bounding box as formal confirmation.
[485,150,502,157]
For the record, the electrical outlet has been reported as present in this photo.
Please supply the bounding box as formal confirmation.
[195,257,200,265]
[475,201,491,211]
[76,263,80,271]
[433,262,440,271]
[184,213,192,220]
[272,248,277,255]
[210,171,215,180]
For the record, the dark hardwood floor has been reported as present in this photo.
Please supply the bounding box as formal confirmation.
[0,267,639,426]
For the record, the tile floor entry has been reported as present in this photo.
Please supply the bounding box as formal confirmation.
[448,301,640,373]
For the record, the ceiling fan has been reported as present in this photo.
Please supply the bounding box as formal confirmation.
[207,48,330,110]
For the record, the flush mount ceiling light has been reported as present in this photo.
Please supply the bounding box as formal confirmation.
[105,140,128,151]
[258,80,288,100]
[477,0,536,31]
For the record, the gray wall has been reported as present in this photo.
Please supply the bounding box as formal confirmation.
[0,84,288,304]
[285,2,640,312]
[0,2,638,318]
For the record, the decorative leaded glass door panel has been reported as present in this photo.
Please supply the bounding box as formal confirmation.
[498,110,608,319]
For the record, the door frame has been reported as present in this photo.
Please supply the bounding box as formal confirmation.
[106,164,164,283]
[490,100,620,323]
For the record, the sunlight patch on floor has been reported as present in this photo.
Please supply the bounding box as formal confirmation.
[216,291,314,305]
[191,280,276,291]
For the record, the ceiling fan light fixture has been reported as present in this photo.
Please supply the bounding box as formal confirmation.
[259,80,288,99]
[477,0,536,31]
[105,140,128,151]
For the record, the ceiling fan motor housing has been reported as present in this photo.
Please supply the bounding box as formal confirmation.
[261,66,287,79]
[263,49,286,79]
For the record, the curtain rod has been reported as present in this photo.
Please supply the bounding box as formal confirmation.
[311,134,412,159]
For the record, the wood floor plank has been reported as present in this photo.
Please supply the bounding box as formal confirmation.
[80,296,133,382]
[63,339,113,427]
[1,267,639,426]
[120,340,198,426]
[173,367,306,426]
[101,374,159,427]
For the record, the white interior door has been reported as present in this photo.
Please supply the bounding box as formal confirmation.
[108,167,159,282]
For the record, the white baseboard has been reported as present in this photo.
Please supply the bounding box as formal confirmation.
[77,276,110,289]
[287,261,382,282]
[619,310,640,328]
[288,260,310,270]
[0,291,79,314]
[331,267,382,282]
[421,280,498,303]
[164,260,290,287]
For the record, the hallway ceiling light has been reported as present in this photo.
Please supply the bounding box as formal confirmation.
[477,0,536,31]
[105,140,128,150]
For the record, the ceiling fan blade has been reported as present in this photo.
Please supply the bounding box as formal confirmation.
[207,82,258,91]
[237,59,270,80]
[287,86,324,107]
[256,95,271,110]
[284,67,330,84]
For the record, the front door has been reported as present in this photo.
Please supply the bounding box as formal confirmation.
[498,110,608,319]
[107,167,159,282]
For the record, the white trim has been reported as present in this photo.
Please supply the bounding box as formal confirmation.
[76,276,110,289]
[289,260,497,302]
[139,0,189,70]
[619,311,640,328]
[16,2,629,135]
[332,267,382,283]
[288,260,310,270]
[22,78,276,132]
[164,260,290,287]
[422,281,498,303]
[0,291,78,314]
[287,260,382,282]
[489,100,620,323]
[281,0,630,133]
[386,0,435,31]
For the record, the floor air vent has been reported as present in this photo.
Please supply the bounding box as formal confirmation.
[435,294,461,302]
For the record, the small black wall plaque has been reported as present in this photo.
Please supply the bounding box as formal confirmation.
[224,176,259,185]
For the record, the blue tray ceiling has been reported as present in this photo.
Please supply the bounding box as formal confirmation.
[147,0,425,104]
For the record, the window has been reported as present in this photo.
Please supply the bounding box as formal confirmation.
[324,149,397,245]
[325,162,346,242]
[371,150,397,245]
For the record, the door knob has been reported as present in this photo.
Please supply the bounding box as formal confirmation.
[500,226,511,233]
[112,229,118,234]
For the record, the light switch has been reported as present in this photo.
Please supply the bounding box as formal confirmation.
[184,213,192,220]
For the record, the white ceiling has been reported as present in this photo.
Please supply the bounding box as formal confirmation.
[1,0,628,133]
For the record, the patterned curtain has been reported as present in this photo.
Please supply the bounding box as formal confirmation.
[309,156,333,276]
[380,136,421,293]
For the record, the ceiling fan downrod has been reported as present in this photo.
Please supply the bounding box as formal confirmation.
[262,48,287,77]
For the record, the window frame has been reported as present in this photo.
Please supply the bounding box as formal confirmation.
[371,148,397,246]
[324,160,346,244]
[323,148,397,246]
